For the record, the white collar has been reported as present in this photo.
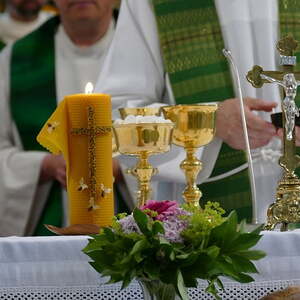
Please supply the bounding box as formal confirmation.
[55,19,115,59]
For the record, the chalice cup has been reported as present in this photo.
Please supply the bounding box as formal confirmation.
[113,122,174,207]
[162,104,217,207]
[113,107,161,158]
[119,107,161,119]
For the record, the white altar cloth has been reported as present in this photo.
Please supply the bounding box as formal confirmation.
[0,231,299,299]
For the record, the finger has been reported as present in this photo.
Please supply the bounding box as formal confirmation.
[276,128,284,139]
[276,128,300,146]
[58,175,67,188]
[246,111,277,134]
[294,127,300,146]
[244,98,277,112]
[56,169,66,185]
[58,155,66,168]
[249,137,273,149]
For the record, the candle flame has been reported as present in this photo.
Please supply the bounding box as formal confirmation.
[85,82,94,94]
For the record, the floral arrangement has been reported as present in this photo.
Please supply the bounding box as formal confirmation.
[83,201,265,300]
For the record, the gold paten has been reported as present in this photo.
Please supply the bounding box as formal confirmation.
[113,122,174,207]
[162,104,217,207]
[247,35,300,231]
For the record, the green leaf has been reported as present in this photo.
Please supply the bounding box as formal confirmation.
[103,227,115,242]
[176,252,199,267]
[216,278,224,290]
[230,255,258,273]
[224,255,233,264]
[152,221,164,235]
[82,237,103,253]
[143,260,160,279]
[206,246,220,259]
[209,211,238,248]
[133,208,151,236]
[215,259,239,279]
[176,270,189,300]
[250,224,264,235]
[238,219,247,233]
[130,239,148,256]
[233,273,255,283]
[205,281,221,300]
[89,261,104,274]
[237,250,266,260]
[159,236,171,245]
[169,251,175,261]
[227,233,262,252]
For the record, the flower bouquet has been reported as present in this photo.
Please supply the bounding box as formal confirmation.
[83,201,265,300]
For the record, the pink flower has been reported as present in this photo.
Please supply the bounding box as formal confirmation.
[141,200,179,221]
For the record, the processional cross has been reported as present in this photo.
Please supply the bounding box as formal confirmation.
[71,106,111,211]
[247,35,300,231]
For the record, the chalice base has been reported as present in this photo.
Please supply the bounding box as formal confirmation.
[264,176,300,231]
[182,188,202,208]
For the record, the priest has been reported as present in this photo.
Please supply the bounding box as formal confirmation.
[96,0,300,224]
[0,0,116,236]
[0,0,53,47]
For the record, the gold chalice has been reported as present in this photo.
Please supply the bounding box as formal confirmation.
[119,107,161,119]
[162,104,218,207]
[113,122,174,207]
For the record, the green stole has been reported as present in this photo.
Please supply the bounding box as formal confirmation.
[0,40,5,51]
[10,16,63,235]
[152,0,300,222]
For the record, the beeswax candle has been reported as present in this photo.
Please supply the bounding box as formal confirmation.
[37,84,114,227]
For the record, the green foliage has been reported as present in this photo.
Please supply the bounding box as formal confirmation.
[83,205,265,300]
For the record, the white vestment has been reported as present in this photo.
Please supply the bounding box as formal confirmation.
[0,21,114,236]
[96,0,283,223]
[0,11,52,45]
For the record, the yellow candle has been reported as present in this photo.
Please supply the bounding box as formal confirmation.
[37,86,114,227]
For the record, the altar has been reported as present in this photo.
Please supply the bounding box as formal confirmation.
[0,231,299,300]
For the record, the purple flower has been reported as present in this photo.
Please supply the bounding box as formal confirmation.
[162,208,190,243]
[118,215,141,234]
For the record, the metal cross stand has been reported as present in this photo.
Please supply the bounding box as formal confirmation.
[247,35,300,231]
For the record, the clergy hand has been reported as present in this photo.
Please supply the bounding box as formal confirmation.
[113,159,122,182]
[40,154,66,188]
[216,98,277,150]
[276,127,300,146]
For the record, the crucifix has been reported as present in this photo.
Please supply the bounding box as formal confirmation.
[71,106,111,211]
[247,34,300,231]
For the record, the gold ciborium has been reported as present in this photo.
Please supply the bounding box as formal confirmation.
[113,107,161,157]
[119,107,161,119]
[162,104,217,207]
[113,122,174,207]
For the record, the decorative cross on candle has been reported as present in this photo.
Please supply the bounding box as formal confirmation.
[71,84,111,211]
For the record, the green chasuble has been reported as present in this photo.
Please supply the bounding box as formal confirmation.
[152,0,300,222]
[0,40,5,51]
[10,16,63,235]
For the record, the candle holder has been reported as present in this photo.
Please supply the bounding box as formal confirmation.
[162,104,217,208]
[113,122,174,207]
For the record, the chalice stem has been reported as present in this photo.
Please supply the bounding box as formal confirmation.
[135,152,156,207]
[180,148,202,207]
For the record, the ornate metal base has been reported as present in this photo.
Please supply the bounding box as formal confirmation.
[264,175,300,231]
[127,153,158,208]
[180,148,202,208]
